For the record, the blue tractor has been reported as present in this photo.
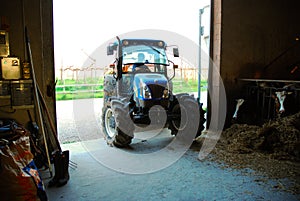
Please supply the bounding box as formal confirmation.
[102,37,206,147]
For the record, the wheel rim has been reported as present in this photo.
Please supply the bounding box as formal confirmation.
[104,107,116,138]
[172,104,188,131]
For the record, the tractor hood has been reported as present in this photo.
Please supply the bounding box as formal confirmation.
[134,73,168,87]
[133,73,169,101]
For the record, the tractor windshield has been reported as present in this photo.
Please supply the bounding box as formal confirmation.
[122,45,169,66]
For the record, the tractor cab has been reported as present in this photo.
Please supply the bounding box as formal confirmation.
[107,38,178,77]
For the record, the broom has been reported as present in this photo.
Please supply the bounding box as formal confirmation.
[25,27,75,187]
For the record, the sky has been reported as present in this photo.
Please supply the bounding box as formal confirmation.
[53,0,210,70]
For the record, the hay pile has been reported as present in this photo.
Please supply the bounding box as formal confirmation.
[204,112,300,194]
[219,112,300,161]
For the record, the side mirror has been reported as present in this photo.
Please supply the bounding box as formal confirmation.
[107,45,114,55]
[173,48,179,57]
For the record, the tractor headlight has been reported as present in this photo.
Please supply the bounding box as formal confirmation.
[142,84,152,99]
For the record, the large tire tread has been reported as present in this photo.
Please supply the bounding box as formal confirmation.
[102,98,135,147]
[168,93,206,139]
[111,99,134,147]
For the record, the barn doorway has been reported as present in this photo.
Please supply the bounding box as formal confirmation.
[53,0,211,144]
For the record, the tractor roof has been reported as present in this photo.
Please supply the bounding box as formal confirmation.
[111,38,167,48]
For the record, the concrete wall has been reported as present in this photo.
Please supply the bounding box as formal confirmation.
[213,0,300,127]
[0,0,56,128]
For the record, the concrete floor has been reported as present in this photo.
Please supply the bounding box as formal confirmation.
[41,98,299,201]
[42,133,299,201]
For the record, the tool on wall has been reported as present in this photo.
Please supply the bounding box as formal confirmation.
[25,27,73,187]
[25,27,52,177]
[26,109,49,169]
[37,85,75,186]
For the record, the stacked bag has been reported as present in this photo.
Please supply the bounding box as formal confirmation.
[0,119,47,201]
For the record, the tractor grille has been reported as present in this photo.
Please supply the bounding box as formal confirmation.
[148,84,165,99]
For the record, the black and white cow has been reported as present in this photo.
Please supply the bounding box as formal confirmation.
[231,97,260,125]
[273,87,299,118]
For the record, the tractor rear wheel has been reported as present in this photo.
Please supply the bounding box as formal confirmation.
[168,93,206,139]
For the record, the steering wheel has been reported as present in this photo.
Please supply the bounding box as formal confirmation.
[134,65,151,73]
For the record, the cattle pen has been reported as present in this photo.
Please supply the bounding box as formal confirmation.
[235,78,300,124]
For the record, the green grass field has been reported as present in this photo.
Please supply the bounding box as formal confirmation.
[55,78,207,101]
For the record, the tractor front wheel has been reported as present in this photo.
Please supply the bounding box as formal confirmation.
[101,99,134,147]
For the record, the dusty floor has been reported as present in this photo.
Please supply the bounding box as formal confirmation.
[42,98,300,200]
